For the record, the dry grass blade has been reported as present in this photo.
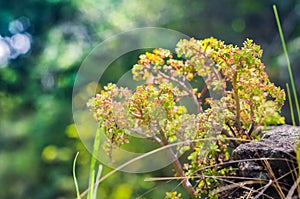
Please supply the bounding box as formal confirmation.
[212,180,266,195]
[78,137,249,198]
[286,176,300,199]
[253,179,272,199]
[213,177,274,199]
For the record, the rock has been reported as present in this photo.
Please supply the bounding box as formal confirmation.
[232,125,300,198]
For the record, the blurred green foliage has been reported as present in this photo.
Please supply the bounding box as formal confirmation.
[0,0,300,198]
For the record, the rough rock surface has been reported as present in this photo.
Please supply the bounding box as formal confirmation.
[232,125,300,198]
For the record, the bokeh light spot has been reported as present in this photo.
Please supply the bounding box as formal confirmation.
[0,39,10,66]
[10,33,31,56]
[8,17,30,34]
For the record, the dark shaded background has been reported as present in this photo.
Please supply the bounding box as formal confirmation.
[0,0,300,198]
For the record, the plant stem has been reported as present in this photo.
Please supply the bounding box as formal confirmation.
[199,84,208,103]
[171,153,197,199]
[146,65,203,113]
[233,71,241,131]
[273,5,300,125]
[157,124,197,199]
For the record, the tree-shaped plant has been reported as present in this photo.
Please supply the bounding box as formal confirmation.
[87,37,285,198]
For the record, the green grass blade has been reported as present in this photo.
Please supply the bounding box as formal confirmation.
[73,152,81,199]
[286,83,296,126]
[88,127,102,199]
[273,5,300,125]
